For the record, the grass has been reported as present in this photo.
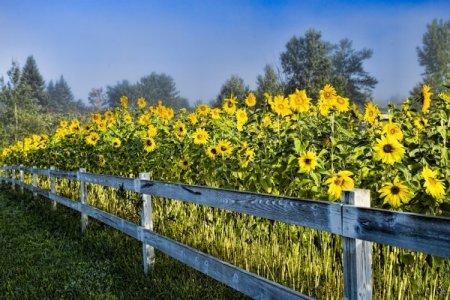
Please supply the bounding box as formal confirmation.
[0,187,246,299]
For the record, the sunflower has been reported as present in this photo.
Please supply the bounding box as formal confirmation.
[188,113,198,125]
[206,146,219,160]
[210,108,221,120]
[216,140,233,157]
[288,89,310,113]
[379,177,412,208]
[245,93,257,107]
[223,96,237,114]
[326,171,354,200]
[120,96,128,108]
[104,111,115,122]
[414,117,428,131]
[137,97,147,109]
[143,138,156,152]
[147,125,157,138]
[196,104,210,116]
[91,113,102,124]
[421,84,432,113]
[270,95,292,117]
[178,159,190,170]
[112,138,121,148]
[192,128,208,145]
[235,109,248,130]
[438,91,450,103]
[98,154,106,167]
[318,97,331,116]
[69,120,80,133]
[364,102,380,125]
[173,121,187,139]
[333,96,350,112]
[373,136,405,165]
[97,121,107,132]
[421,166,446,200]
[261,115,272,128]
[382,122,403,141]
[240,149,255,167]
[123,112,133,124]
[298,151,317,173]
[85,132,100,146]
[319,84,337,106]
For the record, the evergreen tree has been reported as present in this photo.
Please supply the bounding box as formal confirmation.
[280,29,333,98]
[47,76,75,112]
[21,55,47,108]
[256,64,284,106]
[331,39,377,105]
[416,18,450,92]
[214,75,250,107]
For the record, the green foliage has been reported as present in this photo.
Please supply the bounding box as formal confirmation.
[106,73,189,109]
[21,56,48,107]
[412,18,450,98]
[0,190,244,299]
[280,29,377,103]
[255,64,284,106]
[214,75,250,106]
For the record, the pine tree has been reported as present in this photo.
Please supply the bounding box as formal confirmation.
[21,55,48,108]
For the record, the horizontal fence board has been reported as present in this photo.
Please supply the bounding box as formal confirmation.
[140,180,342,235]
[48,193,81,212]
[343,205,450,258]
[141,230,310,299]
[78,172,136,191]
[50,170,78,180]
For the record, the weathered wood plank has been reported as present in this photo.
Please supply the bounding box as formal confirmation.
[78,172,135,191]
[19,165,24,193]
[29,167,50,176]
[140,180,342,234]
[78,168,88,233]
[32,166,38,197]
[139,172,155,274]
[49,169,78,180]
[342,205,450,258]
[342,189,372,300]
[140,229,310,299]
[50,166,57,210]
[48,192,81,211]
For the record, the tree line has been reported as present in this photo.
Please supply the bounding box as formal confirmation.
[0,19,448,146]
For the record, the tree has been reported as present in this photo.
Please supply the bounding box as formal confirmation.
[214,75,250,107]
[137,72,188,109]
[256,64,284,106]
[88,87,107,110]
[416,18,450,92]
[280,29,333,98]
[106,80,137,107]
[47,76,76,112]
[331,39,377,105]
[21,55,47,108]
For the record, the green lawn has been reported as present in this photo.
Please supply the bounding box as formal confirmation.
[0,188,245,299]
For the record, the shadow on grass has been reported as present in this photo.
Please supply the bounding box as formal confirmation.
[0,187,247,299]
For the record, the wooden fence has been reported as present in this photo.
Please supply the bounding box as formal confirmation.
[1,165,449,300]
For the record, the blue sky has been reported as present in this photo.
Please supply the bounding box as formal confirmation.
[0,0,449,105]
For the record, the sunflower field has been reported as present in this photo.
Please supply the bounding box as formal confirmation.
[1,84,450,298]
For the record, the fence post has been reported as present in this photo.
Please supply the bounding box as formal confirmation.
[341,189,372,300]
[139,172,155,274]
[50,166,57,210]
[19,164,24,193]
[78,168,88,233]
[32,166,38,197]
[12,167,16,191]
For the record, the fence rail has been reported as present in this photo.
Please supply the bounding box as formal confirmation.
[1,165,449,299]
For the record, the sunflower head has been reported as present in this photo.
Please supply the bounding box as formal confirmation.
[421,84,432,113]
[147,125,158,138]
[373,136,405,165]
[364,102,380,125]
[333,96,350,113]
[86,132,100,146]
[288,89,310,113]
[379,177,412,208]
[216,140,233,157]
[193,128,208,145]
[382,122,403,141]
[245,93,257,107]
[206,146,219,160]
[196,104,210,116]
[143,138,156,152]
[173,121,187,139]
[137,97,147,109]
[223,96,237,114]
[325,170,354,200]
[298,151,317,173]
[178,159,190,170]
[112,138,121,148]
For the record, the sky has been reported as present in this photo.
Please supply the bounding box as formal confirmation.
[0,0,449,105]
